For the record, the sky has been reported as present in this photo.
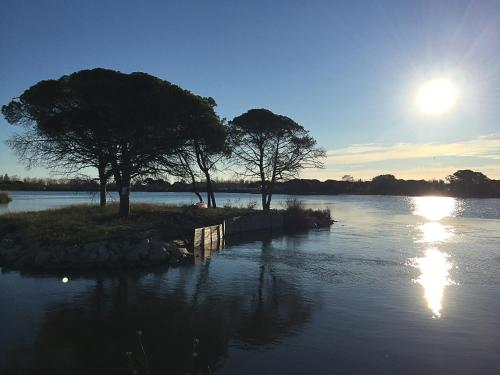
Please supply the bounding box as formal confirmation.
[1,0,499,181]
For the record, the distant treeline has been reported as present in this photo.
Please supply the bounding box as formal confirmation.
[1,170,499,198]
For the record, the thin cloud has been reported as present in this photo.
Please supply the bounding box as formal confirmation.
[325,135,500,165]
[296,134,500,180]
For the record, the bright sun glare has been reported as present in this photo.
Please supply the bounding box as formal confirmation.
[416,78,459,115]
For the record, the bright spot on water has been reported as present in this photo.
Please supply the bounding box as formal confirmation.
[412,196,458,221]
[62,277,69,284]
[417,222,454,243]
[408,248,456,318]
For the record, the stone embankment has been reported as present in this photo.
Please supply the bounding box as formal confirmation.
[0,237,192,270]
[0,214,285,271]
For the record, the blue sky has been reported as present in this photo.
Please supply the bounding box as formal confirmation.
[1,0,499,180]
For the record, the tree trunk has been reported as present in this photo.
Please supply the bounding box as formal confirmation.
[205,174,216,208]
[206,185,212,208]
[98,170,107,207]
[265,191,273,210]
[194,190,203,203]
[97,160,107,207]
[210,190,216,208]
[186,157,203,202]
[209,180,216,208]
[118,174,131,217]
[191,178,203,203]
[261,191,269,210]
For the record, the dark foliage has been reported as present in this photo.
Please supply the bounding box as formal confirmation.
[1,169,499,198]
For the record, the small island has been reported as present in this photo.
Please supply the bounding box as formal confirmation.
[0,202,332,271]
[0,68,333,272]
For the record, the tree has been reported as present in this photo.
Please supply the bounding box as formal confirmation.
[157,97,228,207]
[170,151,204,203]
[446,170,489,185]
[3,68,217,216]
[229,109,325,210]
[2,71,122,206]
[342,175,354,182]
[179,99,229,208]
[446,169,490,196]
[370,174,398,194]
[88,70,218,217]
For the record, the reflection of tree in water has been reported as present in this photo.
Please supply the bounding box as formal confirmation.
[3,236,318,375]
[236,238,313,346]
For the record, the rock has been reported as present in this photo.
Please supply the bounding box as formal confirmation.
[170,246,190,259]
[64,245,81,263]
[96,244,110,265]
[169,257,181,265]
[171,239,186,247]
[14,252,35,268]
[34,250,52,267]
[148,240,169,263]
[123,242,141,263]
[136,239,151,259]
[0,238,14,250]
[0,246,20,262]
[108,252,123,266]
[82,243,99,263]
[126,250,140,263]
[50,246,65,264]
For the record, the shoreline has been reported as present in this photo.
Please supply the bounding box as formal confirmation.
[0,203,332,272]
[3,189,500,199]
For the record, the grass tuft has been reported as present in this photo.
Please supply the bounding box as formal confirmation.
[283,198,333,231]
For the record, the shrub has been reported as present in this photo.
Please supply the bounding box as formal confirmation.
[246,200,258,209]
[283,198,332,231]
[0,192,12,204]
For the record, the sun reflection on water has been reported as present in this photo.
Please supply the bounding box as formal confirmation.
[416,222,454,243]
[412,196,459,221]
[408,248,456,318]
[408,196,459,318]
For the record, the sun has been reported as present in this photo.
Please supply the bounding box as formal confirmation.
[416,78,459,115]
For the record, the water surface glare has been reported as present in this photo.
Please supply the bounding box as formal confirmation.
[1,193,500,374]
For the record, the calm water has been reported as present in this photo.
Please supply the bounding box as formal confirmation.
[1,192,500,374]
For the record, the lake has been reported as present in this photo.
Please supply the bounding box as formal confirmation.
[1,192,500,374]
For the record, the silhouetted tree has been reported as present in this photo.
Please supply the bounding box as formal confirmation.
[342,174,354,182]
[2,74,114,206]
[370,174,398,194]
[446,169,489,185]
[174,98,229,208]
[446,169,491,197]
[230,109,325,210]
[3,69,218,216]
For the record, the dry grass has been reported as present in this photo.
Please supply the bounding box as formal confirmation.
[283,198,333,230]
[0,203,256,245]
